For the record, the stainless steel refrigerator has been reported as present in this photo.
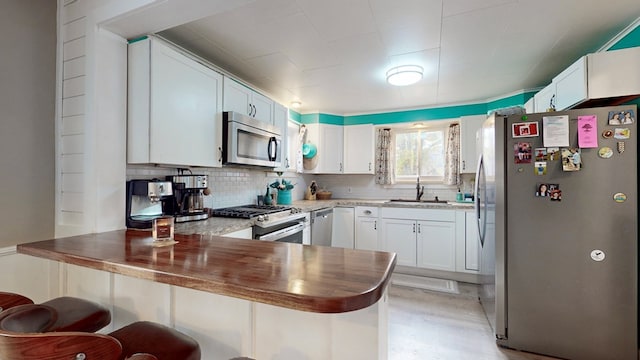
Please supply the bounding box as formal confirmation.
[475,105,638,359]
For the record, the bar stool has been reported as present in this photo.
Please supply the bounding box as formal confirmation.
[0,292,110,333]
[0,304,201,360]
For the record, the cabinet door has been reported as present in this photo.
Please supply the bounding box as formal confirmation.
[380,218,416,267]
[533,82,556,112]
[332,207,355,249]
[554,56,587,110]
[287,121,301,172]
[149,39,222,167]
[355,217,378,251]
[459,115,485,174]
[223,77,251,115]
[321,124,344,173]
[416,220,455,271]
[251,91,274,123]
[344,124,374,174]
[273,103,290,172]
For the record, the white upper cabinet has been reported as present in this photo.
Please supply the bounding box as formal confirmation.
[223,76,274,124]
[273,103,290,172]
[533,82,556,112]
[304,123,344,174]
[344,124,375,174]
[587,46,640,100]
[128,37,223,167]
[459,115,485,174]
[553,56,587,110]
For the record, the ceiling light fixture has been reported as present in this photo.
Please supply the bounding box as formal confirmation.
[386,65,423,86]
[290,101,302,109]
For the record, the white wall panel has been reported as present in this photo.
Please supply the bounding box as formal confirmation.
[61,153,84,173]
[63,17,86,41]
[62,173,84,192]
[61,114,84,135]
[61,192,83,212]
[61,134,84,154]
[62,95,85,116]
[62,75,85,98]
[63,56,86,79]
[63,37,85,60]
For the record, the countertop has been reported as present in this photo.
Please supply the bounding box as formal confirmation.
[17,230,396,313]
[175,198,474,236]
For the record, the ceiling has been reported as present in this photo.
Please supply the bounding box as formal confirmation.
[156,0,640,115]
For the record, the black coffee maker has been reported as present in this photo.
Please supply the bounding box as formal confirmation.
[164,175,210,223]
[125,179,173,229]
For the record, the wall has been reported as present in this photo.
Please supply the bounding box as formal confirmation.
[0,1,56,247]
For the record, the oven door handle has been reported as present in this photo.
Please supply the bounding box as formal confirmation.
[256,222,305,242]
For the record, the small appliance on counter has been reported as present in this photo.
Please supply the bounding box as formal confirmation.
[126,179,174,229]
[164,174,210,223]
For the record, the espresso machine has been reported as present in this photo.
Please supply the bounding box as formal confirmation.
[165,175,210,223]
[126,179,173,229]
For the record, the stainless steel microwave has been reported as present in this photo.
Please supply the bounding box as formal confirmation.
[222,111,282,168]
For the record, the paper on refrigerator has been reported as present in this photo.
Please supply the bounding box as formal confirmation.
[542,115,570,147]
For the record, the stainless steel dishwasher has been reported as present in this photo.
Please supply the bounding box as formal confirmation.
[310,208,333,247]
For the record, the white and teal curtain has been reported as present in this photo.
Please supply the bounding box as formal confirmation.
[375,128,395,185]
[444,124,460,185]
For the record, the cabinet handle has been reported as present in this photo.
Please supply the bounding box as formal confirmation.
[248,104,252,116]
[462,160,466,170]
[218,147,222,162]
[252,104,257,117]
[285,157,290,168]
[374,220,377,230]
[364,210,372,215]
[369,162,372,171]
[418,224,421,234]
[340,163,343,172]
[413,223,416,233]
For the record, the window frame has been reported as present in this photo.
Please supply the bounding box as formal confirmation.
[392,122,453,184]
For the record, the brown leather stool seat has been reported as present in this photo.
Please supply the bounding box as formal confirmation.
[0,304,201,360]
[109,321,201,360]
[0,292,111,333]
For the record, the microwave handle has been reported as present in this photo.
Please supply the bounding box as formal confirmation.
[268,137,278,161]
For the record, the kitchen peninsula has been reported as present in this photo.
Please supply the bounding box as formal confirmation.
[17,230,396,359]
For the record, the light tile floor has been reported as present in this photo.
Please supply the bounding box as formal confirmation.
[388,283,560,360]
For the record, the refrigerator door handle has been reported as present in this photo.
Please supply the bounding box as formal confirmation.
[475,154,486,247]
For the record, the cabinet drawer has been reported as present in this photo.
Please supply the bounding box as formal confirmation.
[356,206,378,217]
[380,207,455,221]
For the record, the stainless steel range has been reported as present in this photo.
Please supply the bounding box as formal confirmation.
[210,205,309,244]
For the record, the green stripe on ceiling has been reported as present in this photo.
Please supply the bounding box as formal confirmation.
[344,103,488,125]
[289,110,301,123]
[297,90,534,126]
[299,113,344,125]
[486,91,536,115]
[128,35,148,44]
[609,25,640,50]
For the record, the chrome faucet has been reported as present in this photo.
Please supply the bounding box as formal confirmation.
[416,177,424,201]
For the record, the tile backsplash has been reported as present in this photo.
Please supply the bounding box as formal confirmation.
[127,165,308,209]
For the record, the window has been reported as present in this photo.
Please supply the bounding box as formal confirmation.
[394,126,447,182]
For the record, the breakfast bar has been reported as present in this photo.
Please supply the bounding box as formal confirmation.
[17,230,396,359]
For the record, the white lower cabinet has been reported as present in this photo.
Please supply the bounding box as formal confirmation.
[455,210,480,273]
[416,220,456,271]
[379,218,416,266]
[355,206,378,251]
[380,207,456,271]
[222,227,253,239]
[332,207,355,248]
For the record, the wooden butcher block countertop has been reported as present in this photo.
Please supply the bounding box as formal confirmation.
[17,230,396,313]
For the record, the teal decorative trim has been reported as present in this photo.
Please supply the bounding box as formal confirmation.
[289,110,301,123]
[609,24,640,50]
[297,90,536,126]
[128,35,148,44]
[486,91,536,115]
